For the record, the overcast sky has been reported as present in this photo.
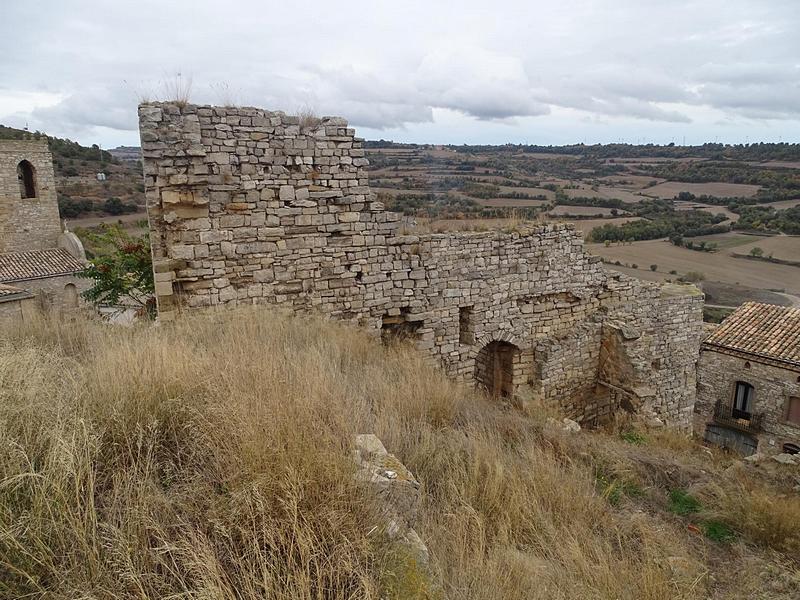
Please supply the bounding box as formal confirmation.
[1,1,799,148]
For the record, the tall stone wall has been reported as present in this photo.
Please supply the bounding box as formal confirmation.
[0,140,61,253]
[139,102,703,428]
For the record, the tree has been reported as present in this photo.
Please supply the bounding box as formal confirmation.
[681,271,705,283]
[104,197,137,215]
[78,227,155,318]
[749,246,764,258]
[650,264,658,271]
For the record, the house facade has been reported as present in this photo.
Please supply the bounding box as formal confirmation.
[696,302,800,456]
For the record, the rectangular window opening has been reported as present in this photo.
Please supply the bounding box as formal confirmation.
[732,381,754,420]
[786,397,800,426]
[459,306,474,345]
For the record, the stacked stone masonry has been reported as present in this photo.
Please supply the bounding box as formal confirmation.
[696,350,800,456]
[139,102,704,428]
[0,140,61,253]
[0,140,88,319]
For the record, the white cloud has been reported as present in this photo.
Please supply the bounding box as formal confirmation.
[0,0,798,145]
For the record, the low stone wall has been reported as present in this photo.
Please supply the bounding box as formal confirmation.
[139,102,704,428]
[0,295,36,320]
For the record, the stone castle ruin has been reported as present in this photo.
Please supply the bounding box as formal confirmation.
[139,102,704,428]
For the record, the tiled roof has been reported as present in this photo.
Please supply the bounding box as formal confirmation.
[0,283,33,303]
[703,302,800,367]
[0,248,85,283]
[0,283,24,297]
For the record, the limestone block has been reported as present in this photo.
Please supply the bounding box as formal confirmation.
[279,185,295,201]
[353,433,422,529]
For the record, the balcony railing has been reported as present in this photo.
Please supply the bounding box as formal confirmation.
[713,400,764,433]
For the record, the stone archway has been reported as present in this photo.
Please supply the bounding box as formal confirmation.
[62,283,78,309]
[475,340,520,398]
[17,160,36,199]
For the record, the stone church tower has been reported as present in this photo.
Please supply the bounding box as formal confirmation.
[0,140,62,253]
[0,139,88,320]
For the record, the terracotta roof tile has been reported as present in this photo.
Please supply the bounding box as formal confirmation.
[703,302,800,367]
[0,283,33,304]
[0,249,85,283]
[0,283,24,297]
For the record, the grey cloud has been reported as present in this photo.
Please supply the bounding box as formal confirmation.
[32,87,138,133]
[0,0,798,145]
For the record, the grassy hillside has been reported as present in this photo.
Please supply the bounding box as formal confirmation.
[0,308,798,599]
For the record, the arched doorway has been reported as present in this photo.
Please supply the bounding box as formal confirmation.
[475,340,519,398]
[17,160,36,199]
[63,283,78,309]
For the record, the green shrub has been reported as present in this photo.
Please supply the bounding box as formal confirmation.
[702,520,735,543]
[620,430,647,445]
[669,489,701,516]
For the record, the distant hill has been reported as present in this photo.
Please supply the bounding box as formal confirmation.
[108,146,142,163]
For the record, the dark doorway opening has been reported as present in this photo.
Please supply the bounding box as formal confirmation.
[475,340,519,398]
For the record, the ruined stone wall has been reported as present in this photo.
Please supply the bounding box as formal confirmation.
[696,349,800,454]
[0,295,36,320]
[139,102,703,428]
[0,141,61,253]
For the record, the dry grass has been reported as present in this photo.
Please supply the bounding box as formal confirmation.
[161,72,193,107]
[698,466,800,556]
[210,82,241,108]
[297,105,322,129]
[0,308,798,598]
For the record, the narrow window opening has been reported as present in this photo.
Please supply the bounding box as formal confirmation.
[459,306,474,344]
[732,381,754,420]
[786,397,800,426]
[17,160,36,199]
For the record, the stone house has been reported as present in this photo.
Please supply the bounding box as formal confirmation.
[0,140,88,319]
[696,302,800,456]
[138,102,704,428]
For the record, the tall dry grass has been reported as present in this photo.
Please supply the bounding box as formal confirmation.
[0,308,796,598]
